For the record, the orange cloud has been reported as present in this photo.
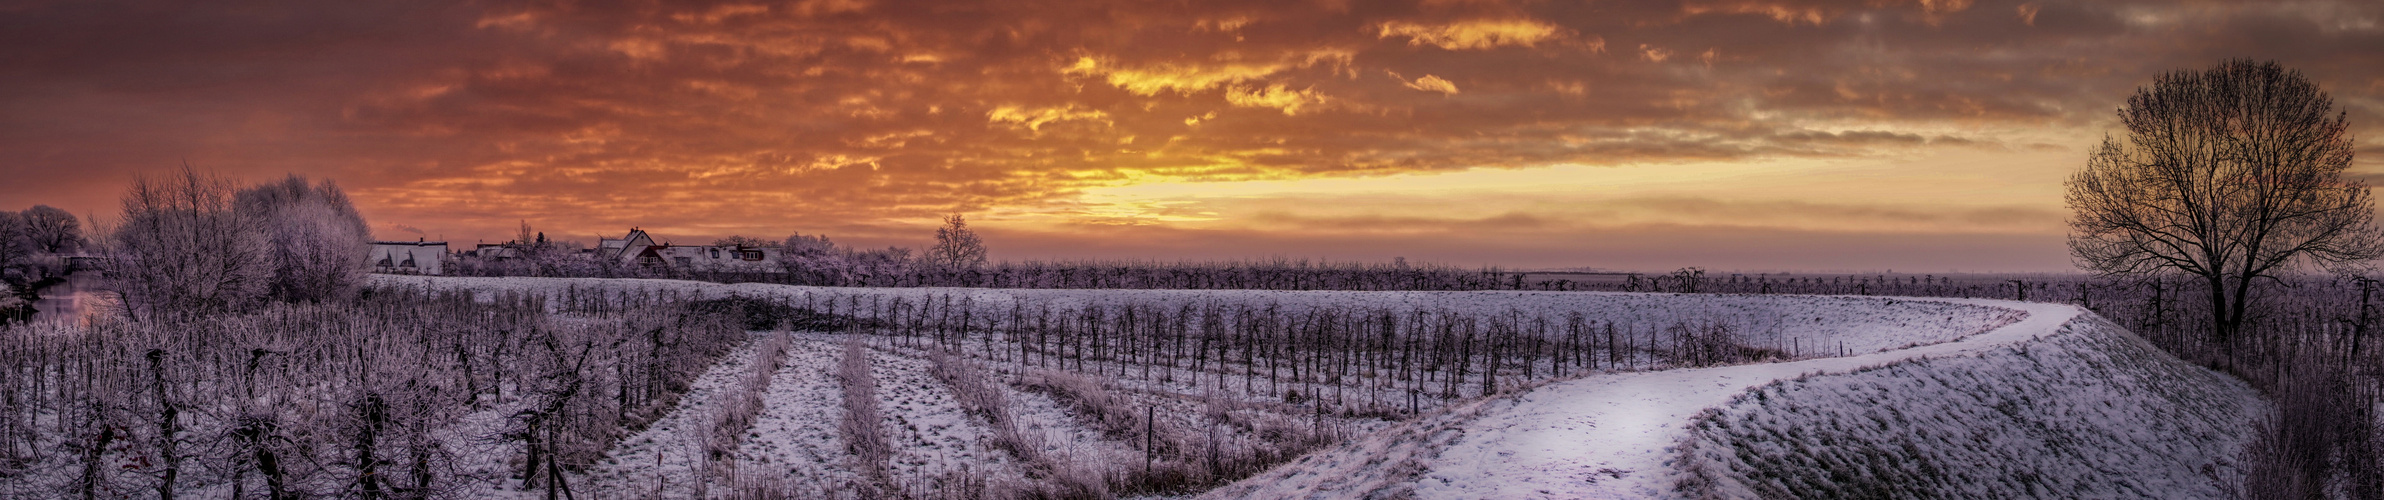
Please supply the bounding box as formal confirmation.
[1225,84,1330,114]
[1376,18,1563,50]
[986,105,1111,132]
[1403,74,1461,94]
[1064,57,1287,96]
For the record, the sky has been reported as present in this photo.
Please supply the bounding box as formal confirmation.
[2,0,2380,272]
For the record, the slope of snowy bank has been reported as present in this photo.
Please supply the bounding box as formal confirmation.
[1197,300,2264,499]
[1671,314,2260,499]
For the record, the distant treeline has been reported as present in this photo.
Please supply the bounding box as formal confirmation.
[453,255,2111,297]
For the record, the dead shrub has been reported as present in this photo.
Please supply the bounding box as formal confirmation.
[1666,321,1785,368]
[2242,362,2382,499]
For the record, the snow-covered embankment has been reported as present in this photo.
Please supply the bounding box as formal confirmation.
[1200,300,2266,499]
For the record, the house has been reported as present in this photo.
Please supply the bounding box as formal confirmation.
[63,253,108,273]
[473,243,525,261]
[596,228,657,262]
[593,228,781,272]
[631,243,782,272]
[371,241,450,275]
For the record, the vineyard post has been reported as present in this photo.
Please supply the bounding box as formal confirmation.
[1481,317,1502,396]
[1605,322,1618,369]
[2352,277,2375,365]
[1144,405,1155,479]
[147,348,181,500]
[1451,318,1474,399]
[1312,402,1325,442]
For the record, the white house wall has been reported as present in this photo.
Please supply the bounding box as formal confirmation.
[655,245,782,273]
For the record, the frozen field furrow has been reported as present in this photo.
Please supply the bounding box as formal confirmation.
[726,338,860,495]
[500,336,768,499]
[865,344,1035,497]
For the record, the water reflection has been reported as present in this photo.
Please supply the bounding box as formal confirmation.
[30,271,114,325]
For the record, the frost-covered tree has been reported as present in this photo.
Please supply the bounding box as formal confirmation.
[713,235,778,248]
[848,246,915,285]
[19,205,82,254]
[781,233,835,256]
[113,166,271,318]
[0,281,24,319]
[777,232,846,283]
[236,175,373,303]
[929,213,987,270]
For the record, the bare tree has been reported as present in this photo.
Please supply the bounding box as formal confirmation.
[112,165,271,318]
[847,246,914,286]
[236,175,374,303]
[929,213,987,271]
[19,205,82,254]
[2066,60,2381,343]
[0,211,27,276]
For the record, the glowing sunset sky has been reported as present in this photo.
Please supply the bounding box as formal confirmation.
[3,0,2379,272]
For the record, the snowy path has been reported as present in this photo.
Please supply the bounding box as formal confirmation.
[728,339,861,494]
[559,337,769,498]
[868,347,1034,497]
[1417,300,2075,498]
[1202,299,2084,499]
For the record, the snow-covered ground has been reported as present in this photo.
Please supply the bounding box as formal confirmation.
[1195,300,2265,499]
[726,337,863,495]
[374,277,2251,498]
[566,336,771,499]
[865,341,1036,497]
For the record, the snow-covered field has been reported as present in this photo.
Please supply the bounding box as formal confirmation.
[368,276,2256,498]
[1196,300,2265,499]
